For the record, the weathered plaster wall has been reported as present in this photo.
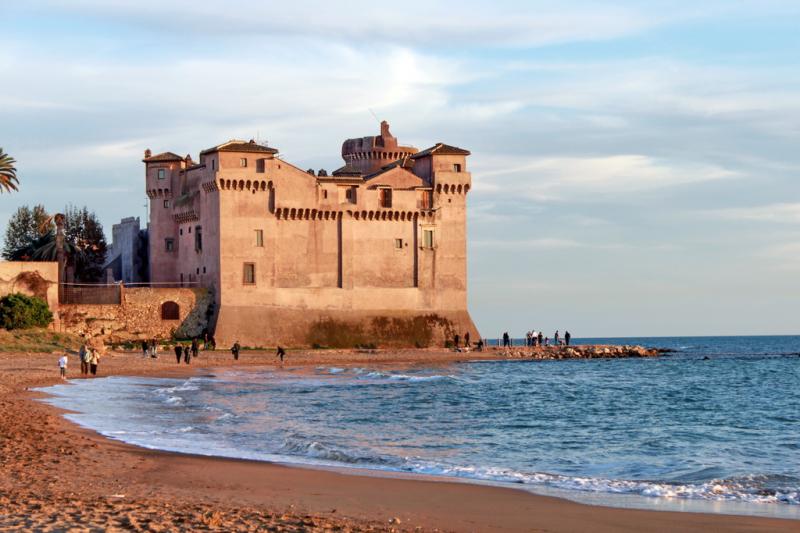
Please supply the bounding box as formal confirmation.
[0,262,60,326]
[60,287,212,343]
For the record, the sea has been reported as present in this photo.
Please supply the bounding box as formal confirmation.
[38,336,800,519]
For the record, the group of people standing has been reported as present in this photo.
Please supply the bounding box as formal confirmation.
[58,343,101,380]
[173,338,201,364]
[502,330,572,347]
[451,332,484,351]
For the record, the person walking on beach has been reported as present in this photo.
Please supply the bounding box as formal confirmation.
[174,344,183,364]
[464,331,470,348]
[502,332,510,348]
[58,353,68,380]
[231,341,240,361]
[554,330,560,346]
[183,343,191,364]
[150,338,158,358]
[453,334,460,349]
[537,331,543,346]
[191,338,199,359]
[79,343,88,375]
[476,338,484,351]
[89,348,100,376]
[203,330,210,350]
[276,346,285,364]
[564,331,571,346]
[141,340,148,358]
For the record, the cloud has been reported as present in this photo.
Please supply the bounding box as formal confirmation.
[28,1,661,48]
[472,154,737,201]
[706,203,800,224]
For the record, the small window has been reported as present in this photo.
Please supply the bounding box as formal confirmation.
[202,266,206,274]
[163,199,170,208]
[165,238,174,252]
[423,229,434,249]
[453,163,462,173]
[344,186,357,204]
[240,158,247,167]
[161,301,180,320]
[255,229,264,247]
[243,263,256,285]
[419,190,433,210]
[180,228,183,236]
[322,190,328,199]
[196,267,200,275]
[379,188,392,208]
[211,159,216,170]
[157,168,166,180]
[195,226,202,252]
[395,238,403,249]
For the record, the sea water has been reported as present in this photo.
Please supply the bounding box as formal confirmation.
[39,336,800,518]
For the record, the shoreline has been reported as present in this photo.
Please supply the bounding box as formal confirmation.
[2,348,797,531]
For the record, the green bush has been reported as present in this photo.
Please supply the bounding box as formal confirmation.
[0,293,53,330]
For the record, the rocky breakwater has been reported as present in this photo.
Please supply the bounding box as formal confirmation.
[494,345,659,360]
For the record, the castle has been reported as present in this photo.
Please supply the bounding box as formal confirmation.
[144,122,478,347]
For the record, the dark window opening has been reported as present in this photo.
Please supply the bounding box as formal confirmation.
[379,188,392,208]
[453,163,462,172]
[165,238,174,252]
[243,263,256,285]
[195,226,202,252]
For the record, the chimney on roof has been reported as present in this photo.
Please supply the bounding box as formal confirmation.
[380,120,391,138]
[185,154,193,164]
[144,148,152,158]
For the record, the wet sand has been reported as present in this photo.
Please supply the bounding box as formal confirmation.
[1,348,796,531]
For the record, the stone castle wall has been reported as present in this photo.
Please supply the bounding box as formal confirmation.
[59,287,212,343]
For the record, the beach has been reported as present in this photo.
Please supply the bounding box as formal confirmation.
[1,348,797,532]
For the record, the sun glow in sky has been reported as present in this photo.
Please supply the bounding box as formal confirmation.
[2,1,799,336]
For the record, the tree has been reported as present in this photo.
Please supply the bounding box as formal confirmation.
[2,205,53,260]
[0,293,53,330]
[63,205,108,282]
[0,148,19,193]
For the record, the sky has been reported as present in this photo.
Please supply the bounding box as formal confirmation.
[2,1,799,337]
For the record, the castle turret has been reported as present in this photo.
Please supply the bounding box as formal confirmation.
[341,121,418,176]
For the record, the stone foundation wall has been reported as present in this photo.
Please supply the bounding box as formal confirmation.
[60,287,212,343]
[213,306,478,349]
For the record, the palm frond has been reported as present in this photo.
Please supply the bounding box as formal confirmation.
[0,148,19,193]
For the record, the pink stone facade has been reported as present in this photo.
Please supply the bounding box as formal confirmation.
[145,122,478,347]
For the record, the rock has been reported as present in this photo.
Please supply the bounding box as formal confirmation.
[389,517,402,524]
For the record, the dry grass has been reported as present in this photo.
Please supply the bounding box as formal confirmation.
[0,327,82,353]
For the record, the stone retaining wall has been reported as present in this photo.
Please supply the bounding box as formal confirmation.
[59,287,212,343]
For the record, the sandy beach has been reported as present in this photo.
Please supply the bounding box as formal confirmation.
[1,347,797,532]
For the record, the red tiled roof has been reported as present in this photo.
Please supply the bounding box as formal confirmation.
[200,139,278,156]
[410,143,471,159]
[143,151,183,163]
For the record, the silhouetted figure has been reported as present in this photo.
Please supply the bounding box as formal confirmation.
[564,331,571,346]
[183,344,191,364]
[191,338,199,359]
[174,344,183,364]
[454,334,460,349]
[464,332,470,347]
[141,340,148,358]
[476,338,484,351]
[276,346,286,364]
[231,341,241,361]
[502,332,510,348]
[537,331,543,346]
[554,330,560,346]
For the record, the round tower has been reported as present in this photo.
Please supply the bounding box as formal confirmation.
[341,121,417,176]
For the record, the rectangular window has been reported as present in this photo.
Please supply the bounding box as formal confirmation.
[157,168,166,180]
[211,159,216,170]
[419,190,433,209]
[344,186,357,204]
[202,266,206,274]
[180,228,183,236]
[163,199,170,208]
[395,238,403,249]
[194,226,202,252]
[379,188,392,208]
[240,158,247,167]
[165,238,174,252]
[453,163,462,173]
[322,190,328,199]
[243,263,256,285]
[423,229,434,249]
[255,229,264,247]
[256,159,265,173]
